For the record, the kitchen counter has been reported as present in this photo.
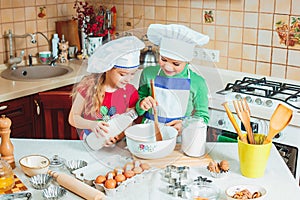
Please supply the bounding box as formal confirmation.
[10,138,300,200]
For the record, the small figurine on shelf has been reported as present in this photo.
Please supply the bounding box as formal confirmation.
[58,35,69,63]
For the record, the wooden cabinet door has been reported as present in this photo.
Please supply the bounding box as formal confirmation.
[38,86,78,140]
[0,96,34,138]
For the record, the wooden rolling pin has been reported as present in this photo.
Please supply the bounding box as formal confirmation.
[48,170,106,200]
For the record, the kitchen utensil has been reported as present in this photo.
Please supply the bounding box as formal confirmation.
[29,174,52,190]
[125,123,178,159]
[19,155,50,177]
[64,160,88,172]
[0,115,15,169]
[0,192,32,200]
[48,170,105,200]
[238,134,271,178]
[222,102,248,143]
[263,104,293,144]
[233,99,255,144]
[150,79,163,141]
[42,185,67,199]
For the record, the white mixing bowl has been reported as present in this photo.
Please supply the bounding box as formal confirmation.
[125,123,178,159]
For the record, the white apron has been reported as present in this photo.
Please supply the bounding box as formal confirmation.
[145,67,191,123]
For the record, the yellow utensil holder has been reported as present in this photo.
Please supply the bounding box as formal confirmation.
[238,134,272,178]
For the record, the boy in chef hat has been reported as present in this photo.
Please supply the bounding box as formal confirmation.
[136,24,210,134]
[69,36,145,147]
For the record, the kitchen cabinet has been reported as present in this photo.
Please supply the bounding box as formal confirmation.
[0,95,35,138]
[0,85,78,139]
[38,85,78,140]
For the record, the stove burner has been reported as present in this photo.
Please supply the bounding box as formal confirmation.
[288,96,298,102]
[217,76,300,110]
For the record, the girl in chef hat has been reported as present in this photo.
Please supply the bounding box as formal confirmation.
[136,24,210,134]
[69,36,145,146]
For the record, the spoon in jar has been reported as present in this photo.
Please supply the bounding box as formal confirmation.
[263,104,293,144]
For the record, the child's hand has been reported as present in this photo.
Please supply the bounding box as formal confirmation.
[104,137,118,147]
[166,119,183,135]
[104,132,125,147]
[90,121,109,136]
[140,96,157,111]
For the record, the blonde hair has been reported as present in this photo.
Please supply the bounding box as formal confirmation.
[72,73,106,118]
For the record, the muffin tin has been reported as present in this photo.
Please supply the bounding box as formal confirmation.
[42,185,67,200]
[64,160,88,172]
[29,174,52,190]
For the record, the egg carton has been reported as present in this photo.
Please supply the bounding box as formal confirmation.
[95,169,154,197]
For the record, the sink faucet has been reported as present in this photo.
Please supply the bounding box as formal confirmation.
[4,30,51,70]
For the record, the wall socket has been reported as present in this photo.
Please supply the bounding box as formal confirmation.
[194,47,220,62]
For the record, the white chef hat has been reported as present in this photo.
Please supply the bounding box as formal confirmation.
[147,24,209,61]
[87,36,145,73]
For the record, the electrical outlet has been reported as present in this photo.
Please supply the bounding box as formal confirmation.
[194,48,220,62]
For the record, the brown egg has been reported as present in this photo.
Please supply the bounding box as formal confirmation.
[95,175,106,184]
[219,160,230,172]
[115,173,126,183]
[124,170,135,178]
[140,163,150,171]
[105,173,117,189]
[106,171,116,179]
[114,167,124,174]
[104,179,117,189]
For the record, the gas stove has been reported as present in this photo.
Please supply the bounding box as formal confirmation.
[216,76,300,111]
[207,76,300,184]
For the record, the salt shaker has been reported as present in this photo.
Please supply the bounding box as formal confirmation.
[0,115,15,169]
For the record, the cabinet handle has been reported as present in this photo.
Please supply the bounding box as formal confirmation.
[34,100,40,115]
[0,105,8,111]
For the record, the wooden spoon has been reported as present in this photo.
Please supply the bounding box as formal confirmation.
[233,99,255,144]
[150,79,163,141]
[222,102,248,143]
[263,104,293,144]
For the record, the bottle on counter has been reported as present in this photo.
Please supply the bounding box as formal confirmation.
[52,33,60,57]
[85,109,138,150]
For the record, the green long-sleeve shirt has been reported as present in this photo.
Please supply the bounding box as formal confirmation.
[136,65,210,124]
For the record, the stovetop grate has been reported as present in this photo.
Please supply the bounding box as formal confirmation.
[217,77,300,109]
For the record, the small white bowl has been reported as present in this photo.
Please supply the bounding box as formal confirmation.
[225,184,267,200]
[125,123,178,159]
[29,174,52,190]
[19,155,50,177]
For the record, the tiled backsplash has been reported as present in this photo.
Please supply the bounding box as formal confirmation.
[1,0,300,81]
